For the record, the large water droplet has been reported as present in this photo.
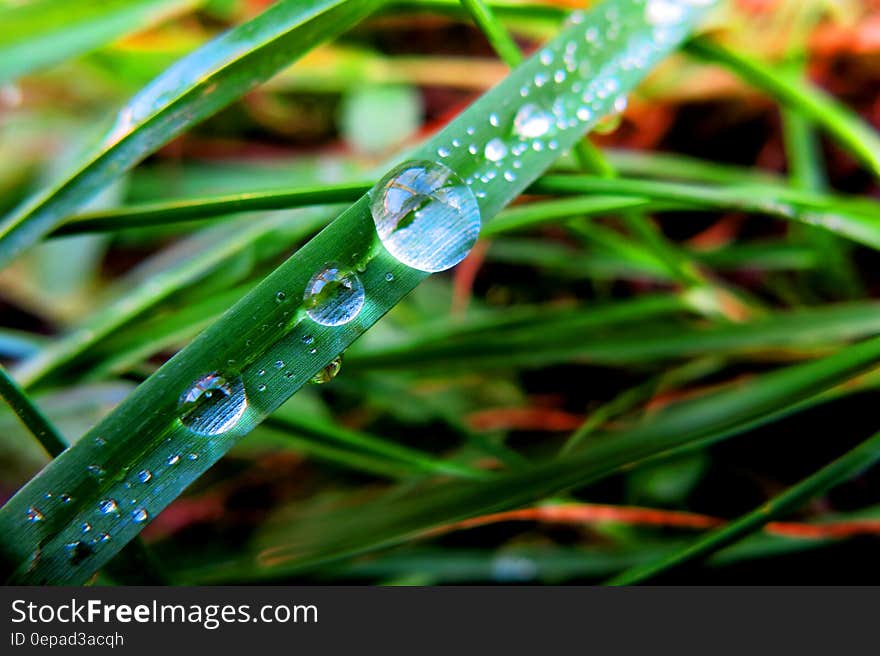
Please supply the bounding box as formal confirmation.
[369,160,481,273]
[311,355,343,385]
[137,469,152,484]
[513,104,553,139]
[178,372,248,436]
[132,508,149,523]
[303,263,365,326]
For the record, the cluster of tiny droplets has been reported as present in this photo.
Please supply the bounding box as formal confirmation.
[428,0,711,202]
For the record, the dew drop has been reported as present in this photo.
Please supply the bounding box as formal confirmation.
[513,103,554,139]
[81,522,92,533]
[311,355,344,384]
[484,138,508,162]
[275,291,286,303]
[384,272,394,282]
[60,493,72,504]
[187,453,199,461]
[303,263,365,326]
[87,464,105,479]
[26,506,44,522]
[369,160,481,273]
[167,454,180,466]
[66,541,93,566]
[132,508,149,523]
[178,372,248,436]
[489,113,500,127]
[137,469,152,484]
[257,384,267,392]
[302,335,314,345]
[645,0,686,25]
[97,499,118,515]
[274,360,284,369]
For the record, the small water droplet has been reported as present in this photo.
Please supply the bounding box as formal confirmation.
[275,291,286,303]
[97,499,118,515]
[437,146,450,158]
[385,272,394,282]
[94,436,106,447]
[302,334,314,345]
[484,138,508,162]
[132,508,149,523]
[26,506,44,522]
[167,454,180,466]
[303,263,365,326]
[257,384,267,392]
[369,160,481,273]
[513,104,554,139]
[311,355,344,384]
[187,453,199,461]
[489,113,500,127]
[81,522,92,533]
[179,373,248,436]
[274,360,284,369]
[137,469,152,484]
[66,541,93,566]
[60,493,72,504]
[87,464,105,479]
[258,369,266,376]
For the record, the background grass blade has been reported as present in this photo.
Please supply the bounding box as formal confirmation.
[0,0,199,84]
[0,0,385,270]
[0,0,715,584]
[168,337,880,582]
[685,37,880,180]
[0,366,67,458]
[608,427,880,585]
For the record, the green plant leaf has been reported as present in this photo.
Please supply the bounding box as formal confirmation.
[0,0,716,584]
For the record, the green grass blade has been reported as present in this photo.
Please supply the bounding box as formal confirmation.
[348,300,880,371]
[15,208,334,389]
[0,366,68,458]
[53,183,370,236]
[0,0,198,84]
[608,428,880,585]
[0,0,385,270]
[686,37,880,180]
[459,0,522,68]
[0,0,715,584]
